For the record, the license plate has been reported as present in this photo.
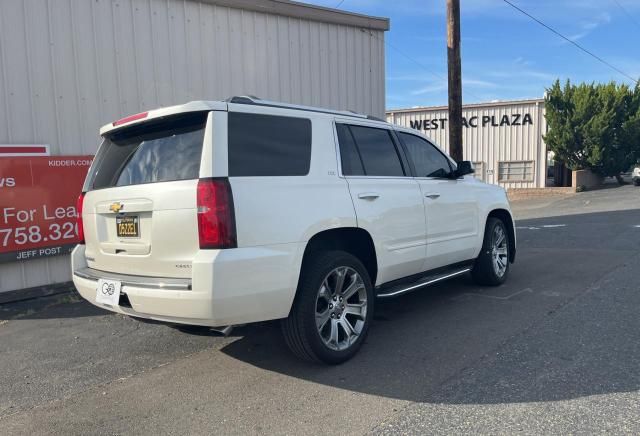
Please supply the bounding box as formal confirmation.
[116,215,139,237]
[96,279,122,306]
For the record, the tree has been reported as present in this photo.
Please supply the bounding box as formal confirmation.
[620,84,640,171]
[544,80,640,184]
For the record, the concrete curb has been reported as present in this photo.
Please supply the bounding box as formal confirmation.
[0,282,75,305]
[507,187,575,201]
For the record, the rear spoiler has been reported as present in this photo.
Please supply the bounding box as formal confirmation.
[100,101,227,136]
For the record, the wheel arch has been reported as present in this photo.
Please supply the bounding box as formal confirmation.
[299,227,378,287]
[486,208,516,263]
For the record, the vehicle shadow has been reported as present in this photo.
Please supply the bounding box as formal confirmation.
[219,210,640,404]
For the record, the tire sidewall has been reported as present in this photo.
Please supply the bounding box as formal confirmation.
[486,218,509,284]
[298,251,374,364]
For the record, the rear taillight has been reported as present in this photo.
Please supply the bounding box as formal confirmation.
[197,178,237,249]
[76,192,86,244]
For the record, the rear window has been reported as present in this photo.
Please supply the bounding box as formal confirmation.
[345,125,405,177]
[228,112,312,177]
[87,112,207,190]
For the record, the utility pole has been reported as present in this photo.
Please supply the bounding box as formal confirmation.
[446,0,463,162]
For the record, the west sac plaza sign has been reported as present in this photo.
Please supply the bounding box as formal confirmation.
[408,113,534,131]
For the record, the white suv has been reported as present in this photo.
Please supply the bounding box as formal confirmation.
[72,97,516,364]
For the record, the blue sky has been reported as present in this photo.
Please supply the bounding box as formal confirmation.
[305,0,640,109]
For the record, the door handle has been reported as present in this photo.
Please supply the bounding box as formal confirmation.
[425,193,441,199]
[358,192,380,200]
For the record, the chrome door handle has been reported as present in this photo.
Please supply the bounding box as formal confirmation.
[358,192,380,200]
[425,193,440,199]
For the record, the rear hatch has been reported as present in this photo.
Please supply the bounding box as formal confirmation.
[82,111,208,278]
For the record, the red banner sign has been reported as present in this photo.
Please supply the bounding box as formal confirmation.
[0,156,93,263]
[0,144,50,156]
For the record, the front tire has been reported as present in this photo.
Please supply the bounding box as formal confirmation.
[472,217,510,286]
[282,250,374,364]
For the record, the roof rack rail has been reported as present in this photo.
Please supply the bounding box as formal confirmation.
[226,95,374,120]
[346,109,385,122]
[226,95,262,104]
[366,115,386,122]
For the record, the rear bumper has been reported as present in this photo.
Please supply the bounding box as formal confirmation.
[71,243,303,327]
[73,271,218,325]
[74,267,192,290]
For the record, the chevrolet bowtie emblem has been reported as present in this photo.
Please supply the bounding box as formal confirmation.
[109,202,123,213]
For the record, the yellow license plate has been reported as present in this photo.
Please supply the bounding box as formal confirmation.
[116,215,139,238]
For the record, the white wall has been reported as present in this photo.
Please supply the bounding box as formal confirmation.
[387,100,547,189]
[0,0,387,293]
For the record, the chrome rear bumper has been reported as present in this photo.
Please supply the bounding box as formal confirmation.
[73,267,192,291]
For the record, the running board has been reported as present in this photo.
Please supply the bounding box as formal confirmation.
[376,267,472,299]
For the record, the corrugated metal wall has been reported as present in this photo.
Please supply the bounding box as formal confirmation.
[387,100,547,189]
[0,0,386,293]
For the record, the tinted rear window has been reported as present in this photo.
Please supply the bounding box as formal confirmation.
[228,112,311,177]
[88,112,207,190]
[347,125,405,177]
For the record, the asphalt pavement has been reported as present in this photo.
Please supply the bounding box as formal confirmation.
[1,185,639,435]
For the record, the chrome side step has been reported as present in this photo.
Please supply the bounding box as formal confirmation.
[376,268,471,299]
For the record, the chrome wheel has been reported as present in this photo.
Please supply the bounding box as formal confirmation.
[491,224,508,277]
[315,266,368,351]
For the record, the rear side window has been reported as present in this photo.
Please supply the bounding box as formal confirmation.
[87,112,207,190]
[228,113,311,177]
[340,124,405,177]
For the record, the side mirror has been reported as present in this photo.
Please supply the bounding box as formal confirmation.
[454,161,474,178]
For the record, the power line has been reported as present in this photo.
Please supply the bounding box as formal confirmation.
[362,29,488,103]
[611,0,640,31]
[335,3,445,86]
[335,1,496,102]
[385,40,447,84]
[338,2,493,102]
[502,0,638,84]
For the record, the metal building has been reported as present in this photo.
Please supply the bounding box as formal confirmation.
[0,0,389,294]
[386,99,547,189]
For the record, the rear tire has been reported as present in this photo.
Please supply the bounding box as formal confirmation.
[472,217,510,286]
[282,250,374,364]
[633,178,640,186]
